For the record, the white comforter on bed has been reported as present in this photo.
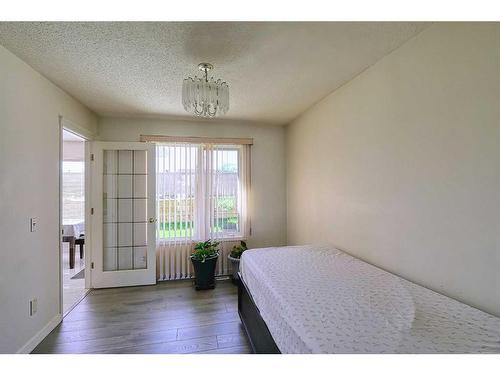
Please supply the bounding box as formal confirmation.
[240,245,500,353]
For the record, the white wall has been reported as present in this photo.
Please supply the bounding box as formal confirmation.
[0,45,97,353]
[98,117,287,250]
[286,23,500,316]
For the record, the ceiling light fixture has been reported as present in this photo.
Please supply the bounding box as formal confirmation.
[182,63,229,118]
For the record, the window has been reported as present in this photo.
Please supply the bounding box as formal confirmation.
[156,142,250,242]
[62,161,85,223]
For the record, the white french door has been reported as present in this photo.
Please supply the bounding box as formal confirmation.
[90,142,156,288]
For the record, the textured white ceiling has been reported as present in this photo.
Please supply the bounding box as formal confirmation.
[0,22,429,125]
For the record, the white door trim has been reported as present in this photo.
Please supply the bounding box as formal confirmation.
[60,115,95,141]
[59,116,94,311]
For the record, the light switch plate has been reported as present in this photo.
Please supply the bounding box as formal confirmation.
[30,217,38,232]
[29,298,37,316]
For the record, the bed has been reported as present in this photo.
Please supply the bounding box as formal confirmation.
[238,245,500,354]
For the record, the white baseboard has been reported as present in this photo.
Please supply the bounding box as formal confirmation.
[16,314,62,354]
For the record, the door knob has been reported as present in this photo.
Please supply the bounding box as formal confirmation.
[148,217,157,223]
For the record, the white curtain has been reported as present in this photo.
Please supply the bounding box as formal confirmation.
[156,141,251,280]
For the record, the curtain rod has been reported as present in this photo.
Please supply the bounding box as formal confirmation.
[140,134,253,145]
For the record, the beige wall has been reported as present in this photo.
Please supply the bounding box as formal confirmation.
[98,117,287,250]
[286,23,500,316]
[0,45,97,353]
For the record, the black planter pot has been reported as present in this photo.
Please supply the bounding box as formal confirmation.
[228,255,241,285]
[191,256,218,290]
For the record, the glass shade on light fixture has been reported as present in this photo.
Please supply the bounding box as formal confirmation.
[182,63,229,118]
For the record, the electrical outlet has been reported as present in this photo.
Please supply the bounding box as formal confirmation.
[29,298,38,316]
[30,217,38,232]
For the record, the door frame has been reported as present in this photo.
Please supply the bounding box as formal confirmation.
[58,116,94,316]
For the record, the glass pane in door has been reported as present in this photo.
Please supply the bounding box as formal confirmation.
[103,150,148,271]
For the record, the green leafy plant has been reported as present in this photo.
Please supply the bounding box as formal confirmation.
[217,197,237,212]
[230,240,248,259]
[191,239,220,262]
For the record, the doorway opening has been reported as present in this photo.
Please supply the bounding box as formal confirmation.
[61,129,89,314]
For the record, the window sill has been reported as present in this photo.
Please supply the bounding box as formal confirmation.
[157,236,247,245]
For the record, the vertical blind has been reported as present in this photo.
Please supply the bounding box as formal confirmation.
[155,141,251,280]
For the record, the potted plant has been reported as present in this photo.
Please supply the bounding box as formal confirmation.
[191,239,220,290]
[228,240,248,284]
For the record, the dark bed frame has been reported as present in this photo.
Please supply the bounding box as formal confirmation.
[237,272,281,354]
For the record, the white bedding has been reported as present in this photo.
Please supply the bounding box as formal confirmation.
[240,245,500,353]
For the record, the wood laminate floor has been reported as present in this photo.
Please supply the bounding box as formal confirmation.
[32,279,252,354]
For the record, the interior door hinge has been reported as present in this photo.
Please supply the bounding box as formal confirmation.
[90,153,94,161]
[90,207,94,215]
[91,262,94,269]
